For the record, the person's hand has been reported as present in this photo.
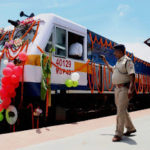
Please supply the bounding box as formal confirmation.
[99,55,106,62]
[128,89,133,99]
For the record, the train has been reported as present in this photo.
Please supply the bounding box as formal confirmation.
[0,12,150,133]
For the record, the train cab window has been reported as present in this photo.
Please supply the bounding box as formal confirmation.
[55,27,66,57]
[45,33,52,53]
[68,32,84,60]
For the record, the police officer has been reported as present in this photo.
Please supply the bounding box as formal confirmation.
[101,44,136,142]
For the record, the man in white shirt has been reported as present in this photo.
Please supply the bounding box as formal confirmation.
[69,42,83,59]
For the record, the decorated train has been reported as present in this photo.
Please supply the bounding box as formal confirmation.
[0,12,150,133]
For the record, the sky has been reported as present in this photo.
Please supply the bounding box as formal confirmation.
[0,0,150,62]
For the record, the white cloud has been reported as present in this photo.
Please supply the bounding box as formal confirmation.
[125,42,150,62]
[117,4,130,16]
[119,12,124,16]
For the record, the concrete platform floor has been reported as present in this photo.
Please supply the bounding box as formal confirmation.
[0,108,150,150]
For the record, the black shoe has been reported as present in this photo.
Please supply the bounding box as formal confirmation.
[124,129,136,136]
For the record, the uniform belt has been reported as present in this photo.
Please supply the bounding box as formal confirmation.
[115,82,130,88]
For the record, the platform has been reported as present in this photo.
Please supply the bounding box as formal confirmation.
[0,109,150,150]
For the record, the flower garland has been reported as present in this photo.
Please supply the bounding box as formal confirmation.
[5,40,29,60]
[89,32,150,67]
[19,17,34,26]
[14,38,24,48]
[4,38,24,49]
[32,21,40,43]
[0,31,8,41]
[0,28,4,35]
[0,19,39,61]
[20,20,36,40]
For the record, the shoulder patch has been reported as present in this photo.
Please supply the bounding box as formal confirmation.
[125,55,132,61]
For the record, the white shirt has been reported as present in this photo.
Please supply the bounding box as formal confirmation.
[69,42,83,57]
[112,55,135,84]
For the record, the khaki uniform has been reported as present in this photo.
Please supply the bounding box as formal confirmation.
[111,55,136,137]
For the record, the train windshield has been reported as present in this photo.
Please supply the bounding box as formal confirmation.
[14,25,37,43]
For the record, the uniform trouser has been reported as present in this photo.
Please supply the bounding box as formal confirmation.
[115,87,136,137]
